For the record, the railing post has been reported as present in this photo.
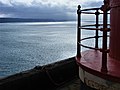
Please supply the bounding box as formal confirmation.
[101,10,108,72]
[77,5,81,58]
[95,9,99,49]
[101,0,110,72]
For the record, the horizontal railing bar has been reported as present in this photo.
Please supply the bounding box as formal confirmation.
[81,8,100,11]
[80,36,102,41]
[82,24,97,27]
[81,12,104,14]
[79,27,101,30]
[77,35,110,51]
[78,42,109,51]
[78,42,100,50]
[81,12,96,14]
[98,24,110,26]
[81,35,110,42]
[81,12,110,14]
[81,24,110,27]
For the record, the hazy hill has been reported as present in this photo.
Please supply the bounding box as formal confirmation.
[0,18,67,23]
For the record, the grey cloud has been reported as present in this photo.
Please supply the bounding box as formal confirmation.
[0,1,103,20]
[82,1,103,8]
[0,1,75,20]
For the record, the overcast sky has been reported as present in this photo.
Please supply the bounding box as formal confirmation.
[0,0,103,20]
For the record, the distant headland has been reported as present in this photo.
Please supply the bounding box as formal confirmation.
[0,18,71,23]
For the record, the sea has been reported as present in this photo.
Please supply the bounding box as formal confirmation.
[0,21,100,77]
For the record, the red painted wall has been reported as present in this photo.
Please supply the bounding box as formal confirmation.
[109,0,120,60]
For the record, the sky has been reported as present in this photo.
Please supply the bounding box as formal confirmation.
[0,0,103,20]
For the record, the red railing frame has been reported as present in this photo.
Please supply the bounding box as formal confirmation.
[77,3,110,72]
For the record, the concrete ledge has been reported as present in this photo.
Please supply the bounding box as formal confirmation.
[0,57,78,90]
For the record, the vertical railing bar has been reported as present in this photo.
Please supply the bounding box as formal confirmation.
[77,5,81,58]
[95,9,99,48]
[101,8,108,72]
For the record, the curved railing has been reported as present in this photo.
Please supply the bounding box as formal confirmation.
[77,5,110,72]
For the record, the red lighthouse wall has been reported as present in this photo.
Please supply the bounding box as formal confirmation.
[109,0,120,61]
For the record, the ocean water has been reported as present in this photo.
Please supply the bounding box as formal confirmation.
[0,21,97,77]
[0,21,77,77]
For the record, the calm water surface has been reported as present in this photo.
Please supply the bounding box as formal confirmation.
[0,21,97,77]
[0,21,78,77]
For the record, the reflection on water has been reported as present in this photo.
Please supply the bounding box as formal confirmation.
[0,21,101,77]
[0,21,77,77]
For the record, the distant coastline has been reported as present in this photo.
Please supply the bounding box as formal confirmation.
[0,18,72,23]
